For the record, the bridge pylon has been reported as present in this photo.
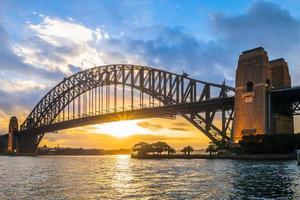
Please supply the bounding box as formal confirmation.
[7,116,18,153]
[233,47,294,142]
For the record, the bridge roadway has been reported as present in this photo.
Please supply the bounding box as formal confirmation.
[11,86,300,153]
[269,86,300,115]
[19,96,234,135]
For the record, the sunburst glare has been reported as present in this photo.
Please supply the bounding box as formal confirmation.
[94,120,149,138]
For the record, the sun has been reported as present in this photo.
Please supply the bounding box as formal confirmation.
[94,120,148,138]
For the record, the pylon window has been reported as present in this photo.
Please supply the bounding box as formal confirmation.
[246,81,253,92]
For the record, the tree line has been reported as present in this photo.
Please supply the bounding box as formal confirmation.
[236,134,300,154]
[132,141,194,156]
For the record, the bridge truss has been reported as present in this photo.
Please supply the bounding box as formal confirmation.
[18,65,235,153]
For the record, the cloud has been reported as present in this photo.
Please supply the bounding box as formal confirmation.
[2,0,300,140]
[0,88,47,115]
[169,127,190,132]
[97,25,232,83]
[0,79,46,125]
[11,15,234,87]
[212,1,300,52]
[90,1,300,86]
[0,79,46,92]
[40,130,205,149]
[7,14,234,120]
[14,16,108,75]
[0,16,107,123]
[0,23,65,81]
[210,1,300,84]
[168,122,191,132]
[28,16,94,45]
[0,21,67,123]
[137,120,192,132]
[137,121,163,131]
[172,122,190,127]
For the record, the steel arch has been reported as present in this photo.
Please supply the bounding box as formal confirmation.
[19,64,235,152]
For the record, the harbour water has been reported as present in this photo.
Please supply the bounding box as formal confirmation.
[0,155,299,199]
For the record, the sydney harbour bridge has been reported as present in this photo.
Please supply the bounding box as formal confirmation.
[17,64,235,153]
[2,47,300,154]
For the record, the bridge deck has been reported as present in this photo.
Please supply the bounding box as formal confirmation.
[270,86,300,101]
[20,97,234,135]
[269,86,300,115]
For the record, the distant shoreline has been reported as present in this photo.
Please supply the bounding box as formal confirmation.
[0,152,131,156]
[0,153,296,160]
[131,153,296,160]
[0,148,132,156]
[37,153,131,156]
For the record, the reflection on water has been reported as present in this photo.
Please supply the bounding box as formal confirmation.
[0,155,299,199]
[112,155,133,196]
[230,161,298,199]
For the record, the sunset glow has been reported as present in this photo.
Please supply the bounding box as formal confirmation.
[94,120,149,138]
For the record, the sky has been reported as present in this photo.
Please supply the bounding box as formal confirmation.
[1,0,300,149]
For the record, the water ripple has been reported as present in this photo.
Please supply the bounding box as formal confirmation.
[0,156,299,199]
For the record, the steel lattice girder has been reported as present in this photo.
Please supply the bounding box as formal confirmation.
[19,64,235,150]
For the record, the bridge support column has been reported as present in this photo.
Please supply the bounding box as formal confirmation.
[269,59,294,134]
[18,133,39,154]
[7,116,18,153]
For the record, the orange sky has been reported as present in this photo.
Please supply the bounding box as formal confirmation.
[1,109,300,150]
[39,116,211,150]
[0,84,212,150]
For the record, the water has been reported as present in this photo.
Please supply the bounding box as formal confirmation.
[0,155,299,200]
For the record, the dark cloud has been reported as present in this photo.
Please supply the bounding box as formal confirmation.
[169,127,189,132]
[97,1,300,85]
[68,64,81,74]
[2,0,300,124]
[172,122,189,127]
[126,134,195,142]
[0,90,14,113]
[99,25,231,84]
[25,35,83,69]
[169,122,190,132]
[0,22,66,117]
[137,121,190,132]
[0,87,48,115]
[137,121,163,131]
[211,1,300,65]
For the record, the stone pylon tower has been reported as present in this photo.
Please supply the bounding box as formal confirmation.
[233,47,293,142]
[7,116,18,153]
[269,59,294,134]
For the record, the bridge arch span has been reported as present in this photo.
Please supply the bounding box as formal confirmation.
[18,64,234,153]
